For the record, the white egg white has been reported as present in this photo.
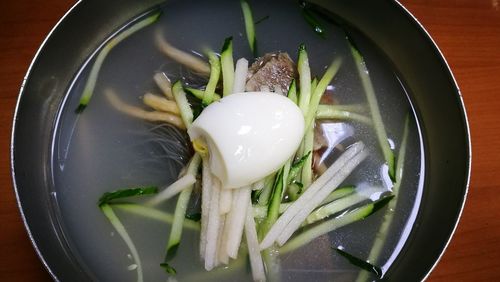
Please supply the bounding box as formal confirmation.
[188,92,305,189]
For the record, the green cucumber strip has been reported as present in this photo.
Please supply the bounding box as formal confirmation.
[257,172,277,206]
[280,196,393,254]
[165,158,201,260]
[160,262,177,275]
[253,202,290,219]
[316,108,372,125]
[301,8,326,38]
[165,242,179,262]
[281,159,292,199]
[203,51,221,105]
[266,168,285,225]
[112,203,199,230]
[287,149,311,200]
[286,181,303,201]
[100,204,143,282]
[77,11,160,113]
[240,0,257,55]
[185,212,201,222]
[297,44,312,115]
[98,186,157,207]
[280,204,373,254]
[336,247,382,278]
[306,192,368,224]
[304,57,342,129]
[355,116,410,282]
[172,81,194,127]
[288,151,311,185]
[311,77,318,95]
[258,168,284,240]
[300,128,314,189]
[317,104,365,113]
[350,44,395,180]
[184,87,221,103]
[321,186,355,205]
[287,79,298,104]
[165,154,201,259]
[220,37,235,97]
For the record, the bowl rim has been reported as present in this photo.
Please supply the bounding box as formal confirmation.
[392,0,471,280]
[10,1,84,280]
[10,0,472,281]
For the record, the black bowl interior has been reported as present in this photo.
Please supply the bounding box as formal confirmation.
[11,0,470,281]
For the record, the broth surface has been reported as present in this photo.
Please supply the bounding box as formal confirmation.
[52,0,425,281]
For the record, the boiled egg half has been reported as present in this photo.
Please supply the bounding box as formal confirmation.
[188,92,304,189]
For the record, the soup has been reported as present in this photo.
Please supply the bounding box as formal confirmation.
[52,0,424,281]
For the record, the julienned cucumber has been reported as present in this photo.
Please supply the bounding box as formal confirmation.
[203,51,221,105]
[165,154,202,260]
[349,44,395,180]
[306,191,368,224]
[297,44,311,116]
[220,37,235,97]
[184,87,221,103]
[77,11,161,113]
[240,0,257,55]
[280,195,394,254]
[100,204,144,282]
[98,186,157,207]
[260,168,285,237]
[172,81,194,127]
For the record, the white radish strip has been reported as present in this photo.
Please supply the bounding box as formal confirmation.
[219,189,233,215]
[232,58,249,93]
[245,199,266,282]
[219,190,241,262]
[216,215,229,265]
[153,72,174,99]
[205,178,221,270]
[155,31,210,76]
[219,206,233,262]
[276,149,369,246]
[259,141,365,250]
[200,158,213,259]
[226,187,251,259]
[147,174,196,206]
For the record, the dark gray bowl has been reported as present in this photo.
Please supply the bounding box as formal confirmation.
[11,0,470,281]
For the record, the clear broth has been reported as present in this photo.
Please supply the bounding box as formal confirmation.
[52,0,425,281]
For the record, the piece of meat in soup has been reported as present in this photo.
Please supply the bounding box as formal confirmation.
[245,52,296,94]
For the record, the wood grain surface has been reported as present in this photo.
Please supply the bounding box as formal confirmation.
[0,0,498,281]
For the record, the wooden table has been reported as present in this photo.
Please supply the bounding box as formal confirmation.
[0,0,498,281]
